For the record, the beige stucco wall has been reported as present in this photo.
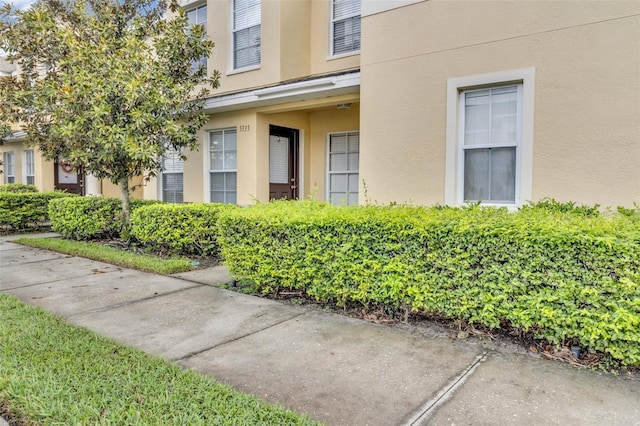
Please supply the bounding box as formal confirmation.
[148,95,360,205]
[308,104,360,200]
[360,0,640,207]
[309,0,360,76]
[206,0,360,96]
[0,142,55,191]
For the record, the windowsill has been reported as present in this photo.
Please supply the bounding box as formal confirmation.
[327,50,360,61]
[180,0,206,10]
[226,65,261,76]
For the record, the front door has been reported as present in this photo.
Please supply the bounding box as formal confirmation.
[54,159,84,195]
[269,125,299,200]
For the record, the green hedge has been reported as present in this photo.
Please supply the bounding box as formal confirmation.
[0,183,39,193]
[217,201,640,365]
[48,196,159,240]
[130,203,238,257]
[0,191,76,230]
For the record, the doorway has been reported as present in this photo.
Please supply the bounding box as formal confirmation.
[269,125,299,200]
[54,159,84,195]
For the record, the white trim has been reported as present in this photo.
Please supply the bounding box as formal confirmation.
[159,147,184,203]
[180,0,206,10]
[254,77,337,97]
[326,51,360,61]
[3,151,15,184]
[4,131,26,142]
[329,0,361,57]
[207,128,238,204]
[230,0,261,71]
[361,0,423,17]
[203,71,360,113]
[326,130,360,205]
[226,64,261,76]
[298,130,305,200]
[445,67,535,207]
[23,149,35,185]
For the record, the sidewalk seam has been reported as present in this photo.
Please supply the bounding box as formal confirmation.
[403,351,489,426]
[65,284,204,319]
[0,274,98,292]
[1,254,72,267]
[174,310,309,362]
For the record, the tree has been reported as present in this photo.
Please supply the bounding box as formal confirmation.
[0,0,219,222]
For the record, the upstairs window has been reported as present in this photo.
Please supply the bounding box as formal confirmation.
[331,0,360,56]
[233,0,261,69]
[187,5,208,72]
[24,150,35,185]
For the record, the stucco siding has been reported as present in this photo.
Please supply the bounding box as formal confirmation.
[360,0,640,207]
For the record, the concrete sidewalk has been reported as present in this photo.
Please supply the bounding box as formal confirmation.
[1,235,639,425]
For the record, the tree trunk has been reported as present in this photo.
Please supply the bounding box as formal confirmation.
[119,177,131,225]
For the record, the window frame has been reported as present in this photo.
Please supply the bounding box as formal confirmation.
[330,0,361,58]
[24,149,35,185]
[3,152,15,184]
[326,131,360,206]
[160,147,184,203]
[186,4,208,72]
[208,128,238,204]
[445,68,535,208]
[231,0,261,71]
[459,84,522,204]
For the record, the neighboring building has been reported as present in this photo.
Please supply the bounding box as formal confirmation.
[2,1,638,208]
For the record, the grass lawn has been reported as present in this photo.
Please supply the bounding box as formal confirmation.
[0,294,318,425]
[15,237,195,275]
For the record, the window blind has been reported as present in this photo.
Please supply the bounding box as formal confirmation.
[269,135,289,184]
[234,0,261,68]
[332,0,360,55]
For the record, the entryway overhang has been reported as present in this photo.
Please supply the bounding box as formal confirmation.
[202,71,360,114]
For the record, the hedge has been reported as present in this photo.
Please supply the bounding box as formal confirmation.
[0,191,76,230]
[48,196,159,240]
[130,203,238,257]
[0,183,39,193]
[217,200,640,365]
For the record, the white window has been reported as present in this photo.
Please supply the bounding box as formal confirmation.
[161,147,184,203]
[3,152,15,184]
[24,150,35,185]
[187,5,207,72]
[327,132,359,205]
[233,0,261,69]
[331,0,361,56]
[445,68,535,207]
[461,85,520,203]
[209,129,237,204]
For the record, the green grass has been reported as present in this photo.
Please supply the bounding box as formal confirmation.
[0,294,318,425]
[15,237,194,275]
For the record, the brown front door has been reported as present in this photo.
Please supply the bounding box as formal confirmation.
[269,125,299,200]
[54,160,84,195]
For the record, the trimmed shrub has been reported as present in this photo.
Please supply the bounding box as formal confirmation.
[519,197,601,217]
[130,203,238,257]
[0,191,76,230]
[0,183,39,193]
[48,196,159,240]
[217,200,640,366]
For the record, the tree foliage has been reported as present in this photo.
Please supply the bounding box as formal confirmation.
[0,0,220,220]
